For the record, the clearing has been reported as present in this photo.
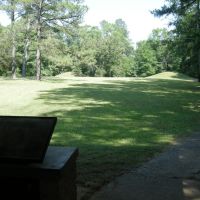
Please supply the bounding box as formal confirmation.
[0,72,199,199]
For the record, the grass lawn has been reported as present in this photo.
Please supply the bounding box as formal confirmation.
[0,72,200,198]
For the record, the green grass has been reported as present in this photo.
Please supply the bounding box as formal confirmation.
[0,73,200,199]
[148,71,197,81]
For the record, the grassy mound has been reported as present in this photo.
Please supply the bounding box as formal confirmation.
[148,72,196,81]
[55,72,75,78]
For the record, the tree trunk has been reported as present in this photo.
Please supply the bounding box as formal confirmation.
[35,0,43,81]
[11,0,16,79]
[197,0,200,82]
[22,19,31,78]
[198,49,200,82]
[36,32,41,80]
[22,38,30,77]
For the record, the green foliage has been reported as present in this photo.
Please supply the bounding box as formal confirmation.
[152,0,200,80]
[135,40,158,76]
[0,25,11,75]
[0,0,87,79]
[1,0,199,79]
[69,20,135,77]
[70,26,100,76]
[41,31,73,75]
[148,28,170,71]
[97,20,134,77]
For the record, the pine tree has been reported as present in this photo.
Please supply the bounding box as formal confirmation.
[30,0,87,80]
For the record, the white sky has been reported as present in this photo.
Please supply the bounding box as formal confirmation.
[0,0,169,44]
[83,0,169,44]
[0,11,9,26]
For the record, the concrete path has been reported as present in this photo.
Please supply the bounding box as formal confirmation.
[90,133,200,200]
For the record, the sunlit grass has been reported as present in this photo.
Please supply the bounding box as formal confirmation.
[0,73,199,199]
[148,71,197,81]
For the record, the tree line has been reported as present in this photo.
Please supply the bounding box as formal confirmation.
[0,0,87,80]
[0,0,200,81]
[153,0,200,82]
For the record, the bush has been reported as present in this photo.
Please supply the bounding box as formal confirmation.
[95,68,106,77]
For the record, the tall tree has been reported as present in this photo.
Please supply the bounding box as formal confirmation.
[22,17,31,77]
[31,0,87,80]
[0,25,11,75]
[70,26,101,76]
[196,0,200,81]
[0,0,19,78]
[134,40,158,76]
[97,19,134,77]
[10,0,17,78]
[152,0,200,81]
[21,1,33,77]
[148,28,174,72]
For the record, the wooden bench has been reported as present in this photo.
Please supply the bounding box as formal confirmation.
[0,116,78,200]
[0,146,78,200]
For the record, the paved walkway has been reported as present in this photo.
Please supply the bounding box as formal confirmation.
[90,133,200,200]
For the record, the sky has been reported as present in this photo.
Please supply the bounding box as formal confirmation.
[83,0,169,44]
[0,0,169,44]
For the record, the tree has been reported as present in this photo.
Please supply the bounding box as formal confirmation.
[134,40,158,76]
[152,0,200,81]
[69,19,134,77]
[21,1,33,77]
[148,28,176,72]
[30,0,87,80]
[97,19,134,77]
[41,29,73,76]
[0,25,12,75]
[70,26,101,76]
[0,0,20,78]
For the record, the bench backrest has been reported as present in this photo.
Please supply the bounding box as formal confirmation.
[0,116,57,163]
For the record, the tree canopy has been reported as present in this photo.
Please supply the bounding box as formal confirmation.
[0,0,199,80]
[152,0,200,81]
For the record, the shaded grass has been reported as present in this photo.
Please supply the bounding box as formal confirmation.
[0,76,199,199]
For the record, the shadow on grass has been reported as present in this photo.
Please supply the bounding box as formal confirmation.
[37,78,200,198]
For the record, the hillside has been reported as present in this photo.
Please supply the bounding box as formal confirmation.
[148,72,196,81]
